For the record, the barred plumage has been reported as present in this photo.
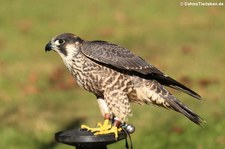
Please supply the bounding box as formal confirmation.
[45,33,204,126]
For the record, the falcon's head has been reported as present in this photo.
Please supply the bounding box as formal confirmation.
[45,33,83,58]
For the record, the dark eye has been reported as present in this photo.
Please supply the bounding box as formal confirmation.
[55,39,65,45]
[58,39,65,44]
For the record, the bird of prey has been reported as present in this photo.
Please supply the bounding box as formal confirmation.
[45,33,204,138]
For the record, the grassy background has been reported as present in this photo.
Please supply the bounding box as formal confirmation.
[0,0,225,149]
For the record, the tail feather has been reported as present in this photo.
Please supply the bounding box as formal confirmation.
[164,95,205,126]
[144,80,205,126]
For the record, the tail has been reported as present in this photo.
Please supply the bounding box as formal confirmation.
[144,80,205,126]
[164,95,205,126]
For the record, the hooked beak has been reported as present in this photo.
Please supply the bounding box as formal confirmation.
[45,42,52,52]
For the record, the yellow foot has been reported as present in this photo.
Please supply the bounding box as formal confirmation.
[81,119,111,132]
[81,119,122,139]
[94,126,122,139]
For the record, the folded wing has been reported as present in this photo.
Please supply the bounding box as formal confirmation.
[81,40,201,99]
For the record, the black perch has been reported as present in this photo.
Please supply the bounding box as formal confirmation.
[55,128,127,149]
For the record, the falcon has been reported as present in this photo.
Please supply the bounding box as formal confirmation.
[45,33,204,138]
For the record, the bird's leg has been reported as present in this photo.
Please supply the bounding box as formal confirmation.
[96,113,112,130]
[81,113,111,132]
[81,115,122,139]
[81,98,121,139]
[81,97,113,132]
[94,117,122,139]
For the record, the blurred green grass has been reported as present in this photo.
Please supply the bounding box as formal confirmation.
[0,0,225,149]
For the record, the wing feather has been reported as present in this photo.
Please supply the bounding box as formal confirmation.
[81,40,201,99]
[82,41,162,74]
